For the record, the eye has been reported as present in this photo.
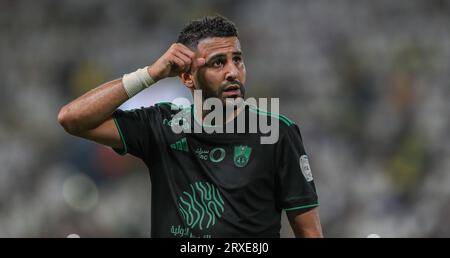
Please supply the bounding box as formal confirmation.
[233,56,242,64]
[212,59,225,68]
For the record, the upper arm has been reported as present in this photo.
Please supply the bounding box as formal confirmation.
[76,117,124,149]
[287,207,323,238]
[74,107,154,159]
[276,124,319,211]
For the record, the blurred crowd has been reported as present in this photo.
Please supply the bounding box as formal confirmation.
[0,0,449,237]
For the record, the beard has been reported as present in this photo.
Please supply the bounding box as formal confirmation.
[193,69,247,113]
[200,80,246,105]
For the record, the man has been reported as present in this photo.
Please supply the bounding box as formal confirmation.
[58,15,323,238]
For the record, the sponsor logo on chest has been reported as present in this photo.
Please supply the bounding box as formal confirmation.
[169,138,252,168]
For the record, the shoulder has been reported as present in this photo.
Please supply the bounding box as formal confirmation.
[126,102,186,117]
[154,102,183,110]
[245,102,298,133]
[244,102,304,147]
[114,102,185,123]
[153,102,187,116]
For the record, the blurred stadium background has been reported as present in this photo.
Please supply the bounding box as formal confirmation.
[1,0,449,237]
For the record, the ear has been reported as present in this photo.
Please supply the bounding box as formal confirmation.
[179,72,195,90]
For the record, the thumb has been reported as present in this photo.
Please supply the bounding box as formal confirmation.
[188,58,205,73]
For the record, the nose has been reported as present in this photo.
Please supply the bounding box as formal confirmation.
[225,62,239,81]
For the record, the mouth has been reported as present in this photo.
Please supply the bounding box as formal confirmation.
[222,84,242,98]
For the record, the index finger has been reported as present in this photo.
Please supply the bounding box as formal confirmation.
[175,43,207,73]
[176,43,196,60]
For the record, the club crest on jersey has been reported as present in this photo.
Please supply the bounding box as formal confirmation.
[234,145,252,168]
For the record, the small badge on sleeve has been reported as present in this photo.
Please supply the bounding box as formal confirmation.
[299,155,313,182]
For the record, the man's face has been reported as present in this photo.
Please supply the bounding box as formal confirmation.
[191,37,246,104]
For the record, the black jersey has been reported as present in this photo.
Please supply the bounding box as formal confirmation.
[112,102,319,238]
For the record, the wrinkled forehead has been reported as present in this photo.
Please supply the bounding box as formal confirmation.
[196,37,241,59]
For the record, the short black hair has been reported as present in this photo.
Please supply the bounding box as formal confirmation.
[177,15,239,49]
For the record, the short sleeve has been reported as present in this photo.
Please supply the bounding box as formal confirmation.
[275,124,319,212]
[112,107,158,160]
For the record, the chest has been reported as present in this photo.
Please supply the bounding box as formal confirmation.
[166,132,277,187]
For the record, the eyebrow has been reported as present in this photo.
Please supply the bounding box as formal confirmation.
[206,51,242,63]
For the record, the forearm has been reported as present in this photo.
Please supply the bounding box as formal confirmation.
[58,43,202,135]
[287,208,323,238]
[292,220,323,238]
[58,78,129,134]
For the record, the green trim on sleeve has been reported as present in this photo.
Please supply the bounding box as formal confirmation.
[113,117,128,155]
[284,203,319,212]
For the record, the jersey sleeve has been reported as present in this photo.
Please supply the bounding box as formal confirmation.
[275,124,319,212]
[111,106,158,160]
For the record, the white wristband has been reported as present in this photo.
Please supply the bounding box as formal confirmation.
[122,66,155,98]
